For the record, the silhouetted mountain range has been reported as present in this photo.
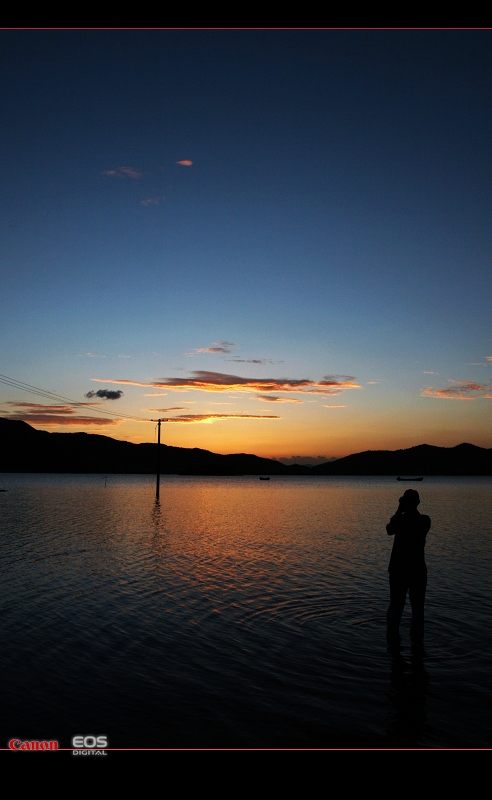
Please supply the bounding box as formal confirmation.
[0,419,295,475]
[310,442,492,476]
[1,418,491,475]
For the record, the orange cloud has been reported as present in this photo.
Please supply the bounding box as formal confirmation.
[92,371,361,395]
[2,402,118,426]
[5,413,118,426]
[176,160,192,166]
[4,402,75,412]
[421,380,489,400]
[162,413,280,423]
[323,404,346,408]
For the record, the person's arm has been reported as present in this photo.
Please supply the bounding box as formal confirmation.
[386,503,404,536]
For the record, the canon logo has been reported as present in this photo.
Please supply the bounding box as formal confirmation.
[9,739,58,751]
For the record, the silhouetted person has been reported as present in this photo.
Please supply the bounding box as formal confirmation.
[386,489,431,646]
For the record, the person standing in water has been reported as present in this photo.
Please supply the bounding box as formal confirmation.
[386,489,431,645]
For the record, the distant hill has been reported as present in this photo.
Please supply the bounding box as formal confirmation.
[1,418,491,475]
[311,442,492,476]
[0,418,301,475]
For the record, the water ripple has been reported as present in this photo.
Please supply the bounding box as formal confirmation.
[1,474,491,747]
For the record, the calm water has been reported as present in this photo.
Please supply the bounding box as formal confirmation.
[1,474,491,749]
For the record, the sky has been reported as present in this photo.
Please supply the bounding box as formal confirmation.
[1,30,491,460]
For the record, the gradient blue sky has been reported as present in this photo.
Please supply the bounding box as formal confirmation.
[1,30,491,458]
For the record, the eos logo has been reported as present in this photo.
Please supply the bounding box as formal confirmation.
[72,735,108,755]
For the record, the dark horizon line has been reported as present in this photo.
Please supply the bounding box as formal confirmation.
[1,416,491,461]
[1,418,491,477]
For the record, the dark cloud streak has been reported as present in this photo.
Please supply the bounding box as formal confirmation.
[85,389,124,400]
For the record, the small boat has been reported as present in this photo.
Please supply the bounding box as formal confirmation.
[259,476,270,481]
[396,476,423,481]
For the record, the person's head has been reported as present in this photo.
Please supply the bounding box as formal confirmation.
[399,489,420,509]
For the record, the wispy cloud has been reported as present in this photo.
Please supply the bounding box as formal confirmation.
[81,352,106,358]
[228,358,284,365]
[228,359,263,364]
[323,404,346,408]
[421,380,490,400]
[161,413,280,424]
[140,197,163,206]
[195,347,230,354]
[92,372,361,395]
[176,160,193,166]
[4,402,101,410]
[85,389,124,400]
[143,392,168,396]
[11,415,118,426]
[103,166,143,179]
[88,377,200,388]
[2,402,118,426]
[256,395,302,403]
[145,407,186,412]
[194,341,235,354]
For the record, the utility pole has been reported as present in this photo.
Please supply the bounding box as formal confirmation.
[152,418,163,500]
[156,418,161,499]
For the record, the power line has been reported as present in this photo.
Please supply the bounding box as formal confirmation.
[0,373,150,423]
